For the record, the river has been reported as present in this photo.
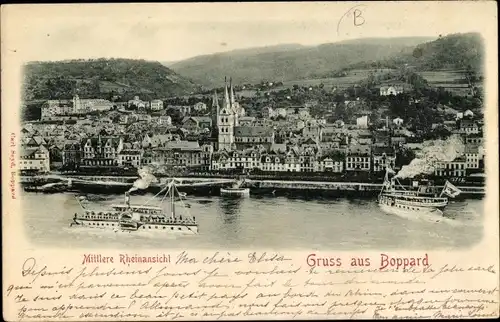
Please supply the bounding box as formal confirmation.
[21,191,484,250]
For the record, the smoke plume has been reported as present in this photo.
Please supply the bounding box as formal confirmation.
[394,135,465,179]
[128,167,158,193]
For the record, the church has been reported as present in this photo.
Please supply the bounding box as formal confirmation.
[211,77,246,151]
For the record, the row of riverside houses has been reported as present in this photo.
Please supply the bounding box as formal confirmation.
[20,129,484,177]
[59,135,395,174]
[22,118,484,177]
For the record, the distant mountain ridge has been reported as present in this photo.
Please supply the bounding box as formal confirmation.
[23,58,201,101]
[169,37,435,87]
[339,33,484,73]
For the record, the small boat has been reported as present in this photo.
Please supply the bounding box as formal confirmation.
[71,178,198,234]
[24,182,68,193]
[378,168,462,218]
[221,187,250,197]
[220,179,250,197]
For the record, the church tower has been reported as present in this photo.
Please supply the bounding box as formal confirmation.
[229,78,239,126]
[211,90,220,129]
[218,77,235,151]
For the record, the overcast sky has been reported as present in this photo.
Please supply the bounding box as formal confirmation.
[2,2,496,63]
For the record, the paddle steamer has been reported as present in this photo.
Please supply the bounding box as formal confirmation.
[71,179,198,234]
[378,169,461,216]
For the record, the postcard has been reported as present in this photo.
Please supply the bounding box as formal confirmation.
[2,2,499,320]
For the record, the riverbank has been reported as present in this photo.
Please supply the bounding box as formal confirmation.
[20,174,485,198]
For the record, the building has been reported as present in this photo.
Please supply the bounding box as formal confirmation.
[459,120,480,134]
[393,117,404,126]
[373,131,391,147]
[300,148,317,172]
[262,106,275,119]
[391,135,406,146]
[380,85,404,96]
[302,124,322,141]
[356,115,369,128]
[234,126,274,150]
[345,145,371,171]
[150,100,164,111]
[317,154,344,173]
[62,142,81,169]
[142,133,175,148]
[357,133,373,145]
[372,147,396,172]
[20,146,50,172]
[80,135,123,167]
[152,140,203,169]
[200,144,214,171]
[465,145,482,170]
[434,157,467,177]
[118,150,143,168]
[158,115,172,126]
[465,134,483,145]
[141,150,153,166]
[284,107,311,121]
[260,152,287,172]
[182,116,213,132]
[217,77,246,151]
[40,100,72,120]
[238,116,256,126]
[211,90,220,129]
[73,95,113,112]
[193,102,207,112]
[25,136,47,147]
[128,96,148,109]
[168,105,192,116]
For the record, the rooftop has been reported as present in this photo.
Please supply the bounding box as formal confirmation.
[234,126,274,137]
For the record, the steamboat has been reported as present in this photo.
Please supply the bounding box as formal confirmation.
[70,179,198,234]
[378,169,462,217]
[220,179,250,197]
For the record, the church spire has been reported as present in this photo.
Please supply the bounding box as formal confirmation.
[229,77,236,107]
[223,76,230,109]
[212,90,220,127]
[212,90,219,109]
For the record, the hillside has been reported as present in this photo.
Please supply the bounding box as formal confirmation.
[169,37,434,87]
[342,33,484,73]
[23,58,201,101]
[410,33,484,71]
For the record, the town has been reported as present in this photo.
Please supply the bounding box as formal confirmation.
[20,69,484,186]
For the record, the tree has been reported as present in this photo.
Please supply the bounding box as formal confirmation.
[166,107,183,125]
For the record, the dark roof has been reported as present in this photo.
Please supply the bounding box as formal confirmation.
[159,140,201,151]
[119,150,142,155]
[234,126,273,137]
[20,147,39,158]
[372,146,394,155]
[81,136,122,149]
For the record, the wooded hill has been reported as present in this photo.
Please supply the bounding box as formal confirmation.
[23,58,201,101]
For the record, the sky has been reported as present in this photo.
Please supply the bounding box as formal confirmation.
[2,2,497,63]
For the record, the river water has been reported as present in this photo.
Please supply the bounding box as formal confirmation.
[21,191,484,250]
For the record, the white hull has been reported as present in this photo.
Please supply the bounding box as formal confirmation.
[379,203,444,220]
[72,219,198,234]
[220,188,250,197]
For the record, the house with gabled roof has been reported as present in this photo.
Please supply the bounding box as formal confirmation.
[20,146,50,172]
[234,126,274,150]
[372,146,396,172]
[80,135,123,167]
